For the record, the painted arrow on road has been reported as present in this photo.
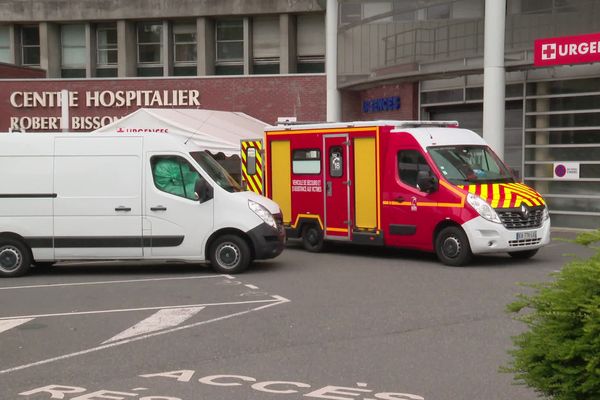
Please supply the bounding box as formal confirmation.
[103,306,205,343]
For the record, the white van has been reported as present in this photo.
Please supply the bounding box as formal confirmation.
[0,131,285,277]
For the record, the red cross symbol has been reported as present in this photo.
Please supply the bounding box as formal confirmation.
[542,43,556,60]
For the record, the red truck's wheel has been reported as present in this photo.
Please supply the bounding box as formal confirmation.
[435,226,472,267]
[302,224,324,252]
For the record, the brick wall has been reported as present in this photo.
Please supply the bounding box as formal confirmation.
[0,63,46,79]
[342,82,418,121]
[0,74,326,131]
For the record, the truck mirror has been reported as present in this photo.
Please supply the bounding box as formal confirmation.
[194,179,214,203]
[417,170,438,193]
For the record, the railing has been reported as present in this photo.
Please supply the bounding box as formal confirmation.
[384,19,484,65]
[382,9,594,67]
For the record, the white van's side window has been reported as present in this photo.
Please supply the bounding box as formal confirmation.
[151,156,203,201]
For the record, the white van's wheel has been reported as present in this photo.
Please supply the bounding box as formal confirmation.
[435,226,472,267]
[209,235,251,274]
[0,239,31,277]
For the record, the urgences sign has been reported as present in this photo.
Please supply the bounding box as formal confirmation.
[535,32,600,66]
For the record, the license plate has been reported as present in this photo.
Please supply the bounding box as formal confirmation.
[517,231,537,241]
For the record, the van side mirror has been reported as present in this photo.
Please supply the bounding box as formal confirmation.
[417,170,438,193]
[194,179,213,203]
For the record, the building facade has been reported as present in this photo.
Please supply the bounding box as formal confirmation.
[337,0,600,229]
[1,0,600,228]
[0,0,326,78]
[0,0,328,130]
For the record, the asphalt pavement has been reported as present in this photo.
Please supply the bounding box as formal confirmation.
[0,231,593,400]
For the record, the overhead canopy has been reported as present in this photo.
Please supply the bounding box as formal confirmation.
[94,108,268,156]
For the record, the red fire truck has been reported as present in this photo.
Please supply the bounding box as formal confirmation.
[241,121,551,266]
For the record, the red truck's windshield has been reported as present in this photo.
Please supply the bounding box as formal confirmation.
[428,145,515,184]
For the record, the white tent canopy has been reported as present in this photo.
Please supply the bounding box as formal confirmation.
[94,108,268,156]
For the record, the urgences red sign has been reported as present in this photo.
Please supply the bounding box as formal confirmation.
[535,32,600,66]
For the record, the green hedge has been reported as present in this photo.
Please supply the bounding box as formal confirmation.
[506,230,600,400]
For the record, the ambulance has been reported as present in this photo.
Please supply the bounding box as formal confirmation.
[241,121,550,266]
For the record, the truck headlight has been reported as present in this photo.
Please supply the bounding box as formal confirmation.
[248,200,277,229]
[543,206,550,221]
[466,193,502,224]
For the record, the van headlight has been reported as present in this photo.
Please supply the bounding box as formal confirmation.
[542,206,550,221]
[466,193,502,224]
[248,200,277,229]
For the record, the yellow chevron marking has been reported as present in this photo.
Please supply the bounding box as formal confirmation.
[241,150,247,163]
[503,189,512,208]
[521,196,533,206]
[253,174,263,192]
[512,183,539,196]
[491,184,500,208]
[511,184,544,205]
[501,184,542,206]
[245,171,258,192]
[468,185,477,194]
[479,184,488,200]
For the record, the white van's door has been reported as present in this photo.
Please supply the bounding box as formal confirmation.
[53,137,144,258]
[144,153,214,259]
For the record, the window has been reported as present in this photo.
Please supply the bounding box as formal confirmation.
[340,3,362,24]
[297,14,325,73]
[397,150,432,189]
[215,19,243,75]
[0,26,10,63]
[97,23,117,77]
[428,146,512,185]
[426,4,451,19]
[293,149,321,175]
[173,21,197,76]
[252,16,279,75]
[521,0,574,14]
[61,24,86,78]
[329,146,344,178]
[137,22,162,76]
[21,25,40,66]
[151,156,203,201]
[190,151,242,193]
[421,89,464,105]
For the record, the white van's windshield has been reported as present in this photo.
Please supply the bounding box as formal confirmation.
[190,151,243,193]
[428,145,514,184]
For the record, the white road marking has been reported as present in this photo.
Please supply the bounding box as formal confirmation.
[103,307,205,344]
[0,275,226,291]
[245,284,259,290]
[0,298,280,321]
[0,318,33,334]
[0,295,290,375]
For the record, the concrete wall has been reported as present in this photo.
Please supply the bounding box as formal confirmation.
[0,0,325,22]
